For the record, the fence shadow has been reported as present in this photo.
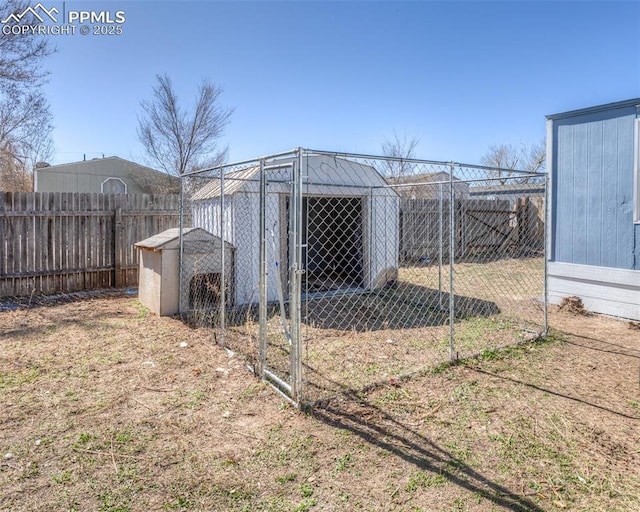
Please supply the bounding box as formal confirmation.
[559,332,640,359]
[312,392,544,512]
[303,283,500,331]
[468,366,639,421]
[204,283,500,332]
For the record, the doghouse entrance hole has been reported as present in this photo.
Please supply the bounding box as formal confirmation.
[302,196,364,293]
[189,273,221,310]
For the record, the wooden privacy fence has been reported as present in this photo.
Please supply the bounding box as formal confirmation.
[0,192,181,297]
[400,197,544,262]
[1,192,545,298]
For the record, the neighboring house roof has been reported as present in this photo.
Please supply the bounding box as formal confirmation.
[35,156,179,194]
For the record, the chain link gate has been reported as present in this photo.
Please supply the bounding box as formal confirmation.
[256,156,303,403]
[180,148,547,408]
[180,151,305,404]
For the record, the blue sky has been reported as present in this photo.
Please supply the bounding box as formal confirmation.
[44,0,640,166]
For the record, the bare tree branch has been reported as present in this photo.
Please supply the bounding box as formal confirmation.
[380,132,420,179]
[481,140,546,184]
[137,74,233,176]
[0,1,54,92]
[0,1,54,191]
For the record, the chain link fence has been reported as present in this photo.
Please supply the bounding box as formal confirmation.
[180,149,547,407]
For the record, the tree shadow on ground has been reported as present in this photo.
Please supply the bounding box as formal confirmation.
[0,289,135,312]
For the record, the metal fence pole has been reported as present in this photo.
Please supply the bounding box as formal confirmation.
[296,150,304,403]
[438,183,443,309]
[543,173,549,336]
[258,160,267,376]
[178,175,185,316]
[448,163,456,362]
[369,187,374,289]
[220,169,226,347]
[288,159,296,401]
[288,150,304,404]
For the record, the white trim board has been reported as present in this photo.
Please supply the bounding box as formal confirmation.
[548,261,640,321]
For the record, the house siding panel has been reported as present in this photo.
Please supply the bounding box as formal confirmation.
[585,120,603,266]
[552,106,636,270]
[571,122,588,265]
[553,124,572,262]
[191,197,234,245]
[614,115,636,269]
[601,116,620,268]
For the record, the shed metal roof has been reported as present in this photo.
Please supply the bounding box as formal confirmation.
[190,155,398,201]
[190,166,260,201]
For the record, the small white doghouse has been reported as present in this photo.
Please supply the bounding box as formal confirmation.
[135,228,234,316]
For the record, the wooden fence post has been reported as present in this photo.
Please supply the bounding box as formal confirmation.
[516,197,530,251]
[114,207,122,288]
[456,199,465,258]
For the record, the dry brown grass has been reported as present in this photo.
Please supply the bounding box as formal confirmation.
[1,292,639,512]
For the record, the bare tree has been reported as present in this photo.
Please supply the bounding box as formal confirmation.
[0,1,54,191]
[0,1,52,91]
[137,74,233,176]
[380,132,420,179]
[0,134,53,192]
[481,140,545,184]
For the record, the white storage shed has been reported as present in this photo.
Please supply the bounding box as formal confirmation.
[190,154,399,306]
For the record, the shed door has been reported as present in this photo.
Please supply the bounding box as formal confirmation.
[301,196,364,293]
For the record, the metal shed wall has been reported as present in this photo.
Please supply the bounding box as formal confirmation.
[191,192,272,305]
